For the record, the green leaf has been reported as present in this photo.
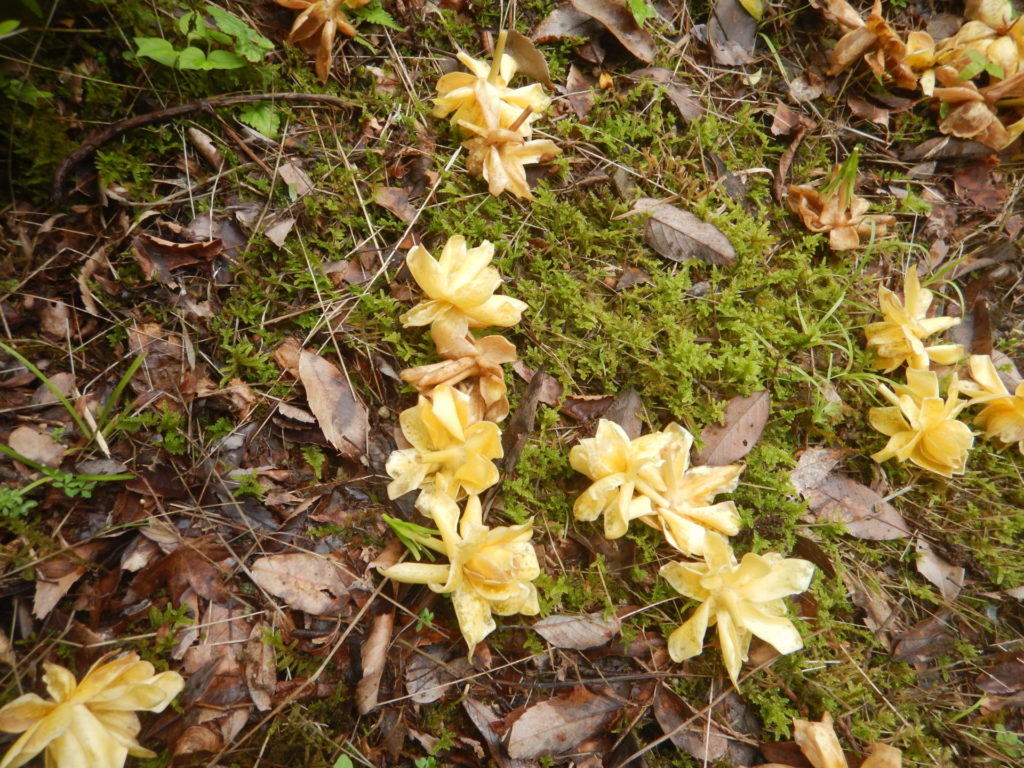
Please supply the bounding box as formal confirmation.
[625,0,657,25]
[958,50,990,82]
[175,46,208,70]
[0,20,22,40]
[177,10,197,36]
[205,49,247,69]
[382,515,440,562]
[18,0,42,17]
[134,37,179,67]
[352,0,404,31]
[206,4,275,62]
[332,757,354,768]
[239,102,281,138]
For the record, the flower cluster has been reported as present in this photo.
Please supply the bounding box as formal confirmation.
[825,0,1024,148]
[433,33,561,199]
[569,418,814,686]
[381,235,539,649]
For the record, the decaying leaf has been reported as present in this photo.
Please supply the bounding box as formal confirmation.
[298,349,369,459]
[976,650,1024,712]
[789,447,846,498]
[243,623,277,711]
[507,686,624,759]
[356,610,394,714]
[652,686,728,761]
[250,553,352,616]
[532,612,621,650]
[406,645,472,704]
[800,472,908,540]
[630,67,703,123]
[464,698,535,768]
[506,30,554,89]
[708,0,758,65]
[633,198,736,266]
[570,0,656,63]
[914,538,965,601]
[532,4,602,44]
[9,425,65,467]
[693,391,769,466]
[566,64,596,120]
[373,187,416,222]
[132,233,223,283]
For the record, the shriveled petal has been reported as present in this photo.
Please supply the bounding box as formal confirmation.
[573,474,624,522]
[463,295,528,329]
[860,743,904,768]
[926,343,964,366]
[0,703,72,768]
[667,599,712,663]
[968,354,1009,396]
[793,713,847,768]
[386,450,428,500]
[48,706,127,768]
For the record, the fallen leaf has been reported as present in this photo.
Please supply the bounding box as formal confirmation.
[914,538,965,602]
[532,4,602,43]
[652,686,728,761]
[630,67,703,123]
[464,698,536,768]
[34,553,87,619]
[634,198,736,266]
[566,64,596,120]
[789,447,846,497]
[356,610,394,714]
[892,613,955,664]
[298,349,369,460]
[693,391,769,466]
[277,161,314,198]
[507,30,554,89]
[8,425,65,467]
[0,627,14,667]
[770,102,815,137]
[243,622,276,711]
[708,0,757,65]
[570,0,657,63]
[406,645,472,704]
[373,187,416,222]
[532,612,621,650]
[500,370,561,478]
[976,651,1024,712]
[848,96,890,127]
[602,387,644,440]
[953,156,1007,211]
[801,473,909,540]
[250,553,351,616]
[38,300,70,339]
[507,687,624,759]
[132,233,223,282]
[264,216,296,246]
[614,265,651,291]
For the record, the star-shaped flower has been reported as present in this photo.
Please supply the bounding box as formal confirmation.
[863,265,962,372]
[461,122,561,200]
[569,419,673,540]
[386,385,503,515]
[0,653,183,768]
[399,235,527,358]
[640,423,743,557]
[959,354,1024,453]
[661,532,815,687]
[379,495,540,650]
[275,0,369,82]
[869,368,974,476]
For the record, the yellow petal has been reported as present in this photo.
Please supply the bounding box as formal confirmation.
[735,603,804,655]
[660,561,711,601]
[452,585,497,649]
[379,562,452,586]
[793,713,847,768]
[667,599,712,662]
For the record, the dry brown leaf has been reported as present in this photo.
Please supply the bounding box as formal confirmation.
[250,553,351,616]
[566,64,596,120]
[802,473,908,540]
[406,645,472,704]
[789,447,846,497]
[34,553,88,619]
[602,387,644,440]
[976,651,1024,712]
[532,612,621,649]
[0,627,14,667]
[464,698,537,768]
[9,425,65,467]
[708,0,757,65]
[298,349,369,459]
[570,0,656,63]
[532,4,602,43]
[693,391,769,466]
[277,161,314,198]
[356,610,394,714]
[892,614,955,664]
[507,687,624,759]
[633,198,736,266]
[264,216,296,247]
[507,30,554,89]
[243,622,277,711]
[652,686,728,761]
[38,300,70,339]
[914,538,965,602]
[630,67,703,123]
[373,187,416,222]
[132,233,223,282]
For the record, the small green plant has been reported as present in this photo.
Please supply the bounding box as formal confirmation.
[133,5,273,71]
[415,607,435,632]
[626,0,657,24]
[232,471,265,500]
[301,445,327,481]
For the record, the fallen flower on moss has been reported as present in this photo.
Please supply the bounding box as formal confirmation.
[401,335,517,423]
[933,64,1024,149]
[461,118,561,200]
[379,494,540,650]
[387,385,503,514]
[400,235,527,357]
[864,264,963,372]
[640,422,743,557]
[275,0,368,82]
[0,652,184,768]
[869,368,974,477]
[826,0,916,89]
[433,33,550,137]
[756,711,902,768]
[787,148,895,250]
[660,532,815,687]
[960,354,1024,453]
[945,0,1024,80]
[569,419,672,540]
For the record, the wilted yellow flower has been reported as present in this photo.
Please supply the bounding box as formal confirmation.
[401,335,517,423]
[639,423,743,557]
[275,0,368,82]
[787,149,895,251]
[433,43,550,137]
[869,368,974,476]
[826,1,916,89]
[960,354,1024,453]
[569,419,673,540]
[387,385,503,514]
[945,0,1024,80]
[932,65,1024,148]
[0,652,183,768]
[864,265,962,372]
[400,235,527,358]
[461,122,561,200]
[756,711,903,768]
[379,494,540,649]
[660,532,815,687]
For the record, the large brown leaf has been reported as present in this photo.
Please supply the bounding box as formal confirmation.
[570,0,657,63]
[801,473,909,540]
[634,198,736,266]
[507,686,623,759]
[532,612,621,650]
[693,391,769,466]
[298,349,369,460]
[250,553,351,616]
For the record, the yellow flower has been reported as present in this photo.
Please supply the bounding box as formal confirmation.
[869,368,974,477]
[755,711,903,768]
[945,0,1024,80]
[639,423,743,557]
[660,533,815,687]
[461,123,561,201]
[0,653,183,768]
[379,495,540,649]
[399,236,527,358]
[433,48,550,137]
[863,265,962,372]
[275,0,369,82]
[400,335,517,423]
[569,419,673,540]
[386,385,503,514]
[959,354,1024,453]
